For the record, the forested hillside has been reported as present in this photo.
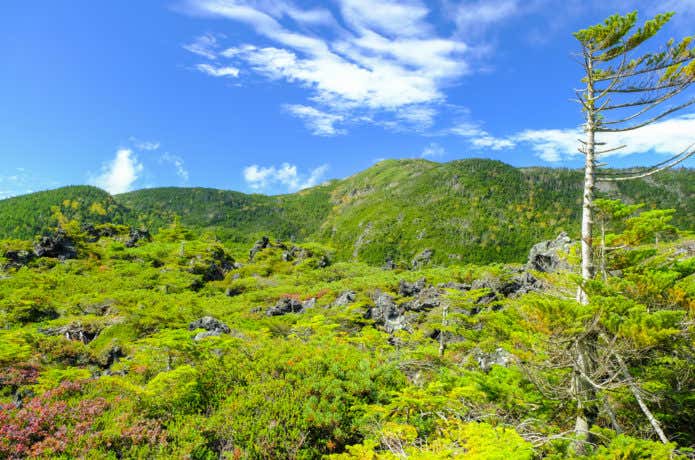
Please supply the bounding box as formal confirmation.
[0,186,133,239]
[0,160,692,267]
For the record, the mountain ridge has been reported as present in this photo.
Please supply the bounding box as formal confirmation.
[1,159,693,265]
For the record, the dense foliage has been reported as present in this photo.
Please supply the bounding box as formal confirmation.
[0,186,133,239]
[0,160,692,267]
[0,198,692,458]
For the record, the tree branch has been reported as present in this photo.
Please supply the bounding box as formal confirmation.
[593,55,695,82]
[613,352,669,444]
[596,79,690,94]
[601,84,689,110]
[597,98,695,132]
[597,145,695,181]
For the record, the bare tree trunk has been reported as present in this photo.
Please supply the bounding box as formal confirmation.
[439,303,448,358]
[600,220,607,281]
[572,339,598,453]
[574,52,597,454]
[578,120,596,304]
[602,394,622,433]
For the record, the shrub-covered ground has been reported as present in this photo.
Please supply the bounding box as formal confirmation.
[0,209,693,459]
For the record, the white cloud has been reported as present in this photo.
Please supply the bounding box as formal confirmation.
[339,0,431,38]
[453,0,520,31]
[421,142,445,158]
[129,137,160,151]
[284,104,345,136]
[91,149,143,194]
[160,153,190,182]
[514,114,695,162]
[449,122,515,150]
[396,105,437,130]
[243,162,329,192]
[512,128,578,162]
[183,0,472,134]
[0,168,58,199]
[450,113,695,163]
[301,164,330,189]
[195,63,240,78]
[183,33,220,59]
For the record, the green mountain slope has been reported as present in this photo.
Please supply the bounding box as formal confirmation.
[116,184,337,242]
[0,160,692,265]
[0,185,133,239]
[317,159,694,265]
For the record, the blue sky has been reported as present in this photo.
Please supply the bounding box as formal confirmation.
[1,0,694,197]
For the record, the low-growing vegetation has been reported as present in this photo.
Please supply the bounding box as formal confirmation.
[1,199,692,458]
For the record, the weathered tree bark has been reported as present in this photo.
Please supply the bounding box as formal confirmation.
[578,59,596,305]
[572,338,598,453]
[438,303,448,358]
[600,219,607,281]
[573,53,598,454]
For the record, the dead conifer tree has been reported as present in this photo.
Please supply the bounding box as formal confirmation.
[570,11,695,450]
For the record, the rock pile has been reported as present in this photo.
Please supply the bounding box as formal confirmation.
[527,232,572,273]
[189,316,231,340]
[34,230,77,260]
[266,297,316,316]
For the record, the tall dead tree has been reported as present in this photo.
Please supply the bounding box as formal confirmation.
[571,11,695,449]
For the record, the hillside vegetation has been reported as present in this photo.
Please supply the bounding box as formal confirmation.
[0,199,693,458]
[0,160,692,267]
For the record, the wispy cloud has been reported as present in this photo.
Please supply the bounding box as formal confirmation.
[159,153,190,182]
[449,122,515,150]
[243,162,329,192]
[182,0,472,135]
[284,105,345,136]
[90,148,143,194]
[0,168,40,199]
[451,0,520,34]
[183,33,220,59]
[129,137,160,151]
[451,113,695,163]
[421,142,445,158]
[195,63,240,77]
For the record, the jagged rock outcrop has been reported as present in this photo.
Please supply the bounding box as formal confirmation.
[189,316,231,340]
[125,228,152,248]
[437,282,472,292]
[332,290,356,307]
[33,230,77,260]
[506,272,542,296]
[80,301,117,316]
[189,247,239,287]
[249,236,271,261]
[100,345,125,369]
[398,278,426,297]
[527,232,572,273]
[402,286,441,312]
[266,297,316,316]
[474,347,515,372]
[364,292,412,333]
[282,245,331,267]
[2,249,35,270]
[674,240,695,258]
[470,272,541,304]
[40,322,104,344]
[383,258,396,270]
[82,224,121,243]
[411,249,433,269]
